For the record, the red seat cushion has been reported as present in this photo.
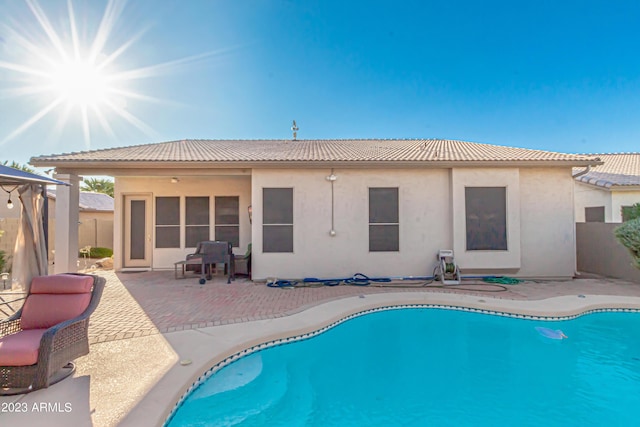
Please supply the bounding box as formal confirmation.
[0,329,46,366]
[20,294,91,330]
[20,274,93,330]
[30,274,93,294]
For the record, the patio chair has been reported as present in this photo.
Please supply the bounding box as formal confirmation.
[234,243,251,279]
[0,273,105,395]
[185,241,235,284]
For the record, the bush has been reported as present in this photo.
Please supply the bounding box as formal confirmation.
[0,250,5,273]
[622,203,640,222]
[615,218,640,270]
[78,247,113,258]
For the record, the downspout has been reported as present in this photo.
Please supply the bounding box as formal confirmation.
[572,164,591,179]
[326,168,337,236]
[571,164,591,277]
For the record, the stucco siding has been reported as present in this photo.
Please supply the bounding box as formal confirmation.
[611,191,640,223]
[251,168,452,280]
[451,168,521,270]
[519,168,575,277]
[114,176,251,270]
[111,167,577,279]
[574,182,612,222]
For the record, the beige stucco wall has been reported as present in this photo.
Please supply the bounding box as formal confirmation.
[1,198,113,265]
[519,168,576,278]
[577,222,640,283]
[574,182,640,223]
[611,191,640,222]
[574,181,613,222]
[110,167,577,279]
[250,166,576,280]
[451,168,521,270]
[48,199,114,251]
[251,168,452,280]
[0,218,20,262]
[114,176,252,270]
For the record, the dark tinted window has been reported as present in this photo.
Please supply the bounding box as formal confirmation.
[263,188,293,253]
[465,187,507,251]
[156,197,180,225]
[156,197,180,248]
[585,206,605,223]
[185,197,210,247]
[186,197,209,225]
[369,188,399,223]
[263,188,293,224]
[369,188,399,252]
[215,197,239,225]
[214,197,239,247]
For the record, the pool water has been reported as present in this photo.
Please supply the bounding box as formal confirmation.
[168,309,640,426]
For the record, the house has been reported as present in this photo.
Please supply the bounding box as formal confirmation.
[30,139,601,280]
[574,153,640,223]
[0,189,114,260]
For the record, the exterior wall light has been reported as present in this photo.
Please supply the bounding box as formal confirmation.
[170,177,179,184]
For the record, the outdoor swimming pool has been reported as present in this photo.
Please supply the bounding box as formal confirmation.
[167,308,640,426]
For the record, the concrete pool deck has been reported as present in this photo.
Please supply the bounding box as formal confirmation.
[1,270,640,426]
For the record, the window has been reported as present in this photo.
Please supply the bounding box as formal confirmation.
[621,205,640,222]
[465,187,507,251]
[369,188,399,252]
[155,197,180,248]
[263,188,293,253]
[215,196,239,247]
[186,197,210,247]
[585,206,605,223]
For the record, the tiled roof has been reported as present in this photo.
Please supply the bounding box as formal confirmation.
[47,189,114,211]
[31,139,599,166]
[573,153,640,188]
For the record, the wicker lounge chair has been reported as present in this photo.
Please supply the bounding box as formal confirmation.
[0,273,105,395]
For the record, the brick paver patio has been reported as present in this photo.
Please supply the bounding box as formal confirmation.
[85,269,640,344]
[4,268,640,344]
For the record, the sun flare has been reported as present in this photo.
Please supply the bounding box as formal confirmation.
[0,0,215,149]
[49,59,109,108]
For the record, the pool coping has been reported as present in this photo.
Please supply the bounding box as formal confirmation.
[117,291,640,427]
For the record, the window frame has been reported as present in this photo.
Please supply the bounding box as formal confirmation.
[185,196,211,248]
[214,196,240,248]
[585,206,605,223]
[155,196,181,248]
[262,188,294,253]
[464,186,508,251]
[368,187,399,252]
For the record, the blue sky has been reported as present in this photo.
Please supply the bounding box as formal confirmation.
[1,0,639,165]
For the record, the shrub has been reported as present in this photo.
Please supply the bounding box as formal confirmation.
[0,250,5,273]
[615,218,640,270]
[622,203,640,222]
[78,247,113,258]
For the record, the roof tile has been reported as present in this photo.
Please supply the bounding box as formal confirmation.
[574,153,640,187]
[31,139,599,165]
